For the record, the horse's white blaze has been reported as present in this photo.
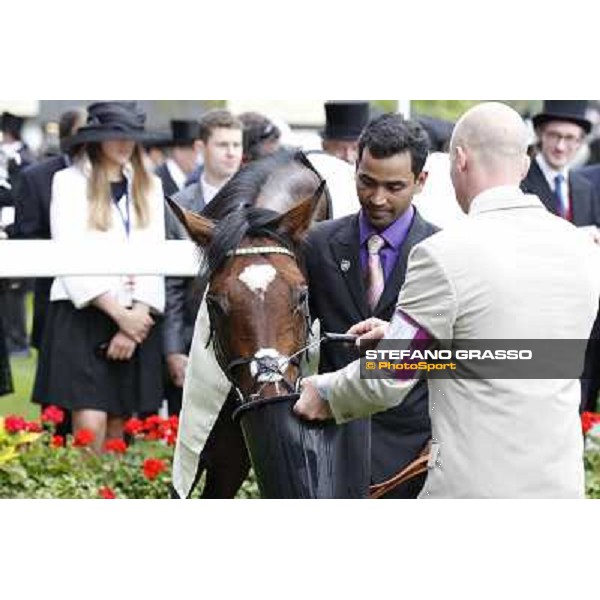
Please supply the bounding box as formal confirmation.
[238,264,277,300]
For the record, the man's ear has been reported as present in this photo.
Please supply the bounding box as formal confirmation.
[455,145,468,172]
[166,197,215,247]
[414,169,429,194]
[275,180,327,242]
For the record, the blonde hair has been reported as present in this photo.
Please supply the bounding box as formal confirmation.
[85,143,152,231]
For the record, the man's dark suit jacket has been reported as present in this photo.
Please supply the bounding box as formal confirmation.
[12,155,68,349]
[156,162,181,198]
[304,208,438,495]
[521,158,600,412]
[521,159,600,226]
[575,164,600,194]
[164,181,206,357]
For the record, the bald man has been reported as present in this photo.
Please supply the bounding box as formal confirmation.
[294,102,600,498]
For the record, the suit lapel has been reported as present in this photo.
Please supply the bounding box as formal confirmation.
[329,216,370,319]
[524,161,560,215]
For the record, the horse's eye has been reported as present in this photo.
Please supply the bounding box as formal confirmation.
[206,293,229,315]
[296,287,309,306]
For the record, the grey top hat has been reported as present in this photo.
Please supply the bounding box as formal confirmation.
[532,100,592,134]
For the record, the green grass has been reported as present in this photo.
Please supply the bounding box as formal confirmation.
[1,292,38,420]
[1,351,38,420]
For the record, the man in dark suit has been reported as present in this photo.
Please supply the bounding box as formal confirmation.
[0,112,36,356]
[521,100,599,226]
[12,109,85,350]
[304,113,438,497]
[521,100,600,412]
[162,110,243,415]
[155,120,202,197]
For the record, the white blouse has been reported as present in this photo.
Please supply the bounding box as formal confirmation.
[49,160,166,313]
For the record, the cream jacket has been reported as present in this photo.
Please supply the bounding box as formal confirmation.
[49,160,166,313]
[319,187,600,498]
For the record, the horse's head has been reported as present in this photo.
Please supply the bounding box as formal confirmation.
[169,153,327,401]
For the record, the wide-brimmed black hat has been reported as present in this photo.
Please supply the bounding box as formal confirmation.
[321,101,370,141]
[532,100,591,134]
[64,101,151,148]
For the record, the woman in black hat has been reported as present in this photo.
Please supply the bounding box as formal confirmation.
[32,101,166,453]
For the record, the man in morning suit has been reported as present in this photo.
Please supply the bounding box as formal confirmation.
[162,110,243,415]
[304,113,438,497]
[521,100,600,412]
[155,120,202,197]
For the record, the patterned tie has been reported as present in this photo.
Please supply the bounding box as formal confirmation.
[366,234,386,311]
[554,173,568,218]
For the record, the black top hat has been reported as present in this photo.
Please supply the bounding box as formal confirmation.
[1,112,26,137]
[64,101,151,148]
[169,120,201,146]
[532,100,591,134]
[321,101,370,141]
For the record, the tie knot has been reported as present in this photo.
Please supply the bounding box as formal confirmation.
[367,234,385,255]
[554,173,565,186]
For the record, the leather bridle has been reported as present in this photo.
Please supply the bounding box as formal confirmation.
[206,243,316,405]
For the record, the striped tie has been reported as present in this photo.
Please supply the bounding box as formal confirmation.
[366,234,386,311]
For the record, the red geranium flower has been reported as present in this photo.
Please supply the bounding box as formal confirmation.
[25,421,42,433]
[72,429,95,447]
[99,487,116,499]
[166,432,177,446]
[142,458,166,481]
[582,411,600,435]
[123,417,144,436]
[103,439,128,454]
[41,406,65,426]
[51,435,64,448]
[143,415,162,431]
[4,415,27,434]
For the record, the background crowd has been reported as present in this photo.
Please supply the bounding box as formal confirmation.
[1,100,600,494]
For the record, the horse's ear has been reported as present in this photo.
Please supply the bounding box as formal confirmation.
[275,180,327,242]
[166,197,215,247]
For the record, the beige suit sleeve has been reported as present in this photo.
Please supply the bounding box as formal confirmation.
[397,241,457,342]
[326,240,456,424]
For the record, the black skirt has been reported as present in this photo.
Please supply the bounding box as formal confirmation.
[0,317,13,396]
[32,301,163,416]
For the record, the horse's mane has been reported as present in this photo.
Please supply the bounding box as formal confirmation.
[199,149,322,284]
[202,148,320,220]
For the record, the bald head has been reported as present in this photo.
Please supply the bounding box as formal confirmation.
[449,103,531,211]
[451,102,529,176]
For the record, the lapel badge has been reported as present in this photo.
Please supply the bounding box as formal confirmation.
[340,259,351,272]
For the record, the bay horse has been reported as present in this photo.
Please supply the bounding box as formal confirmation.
[169,150,428,498]
[169,149,372,498]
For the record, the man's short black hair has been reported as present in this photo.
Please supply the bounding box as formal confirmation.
[357,113,431,177]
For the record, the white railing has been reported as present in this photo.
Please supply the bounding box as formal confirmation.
[0,240,200,277]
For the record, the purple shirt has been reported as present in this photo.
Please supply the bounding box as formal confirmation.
[358,205,415,282]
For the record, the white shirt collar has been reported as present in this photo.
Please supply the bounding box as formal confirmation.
[166,158,187,191]
[200,172,221,204]
[536,153,569,190]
